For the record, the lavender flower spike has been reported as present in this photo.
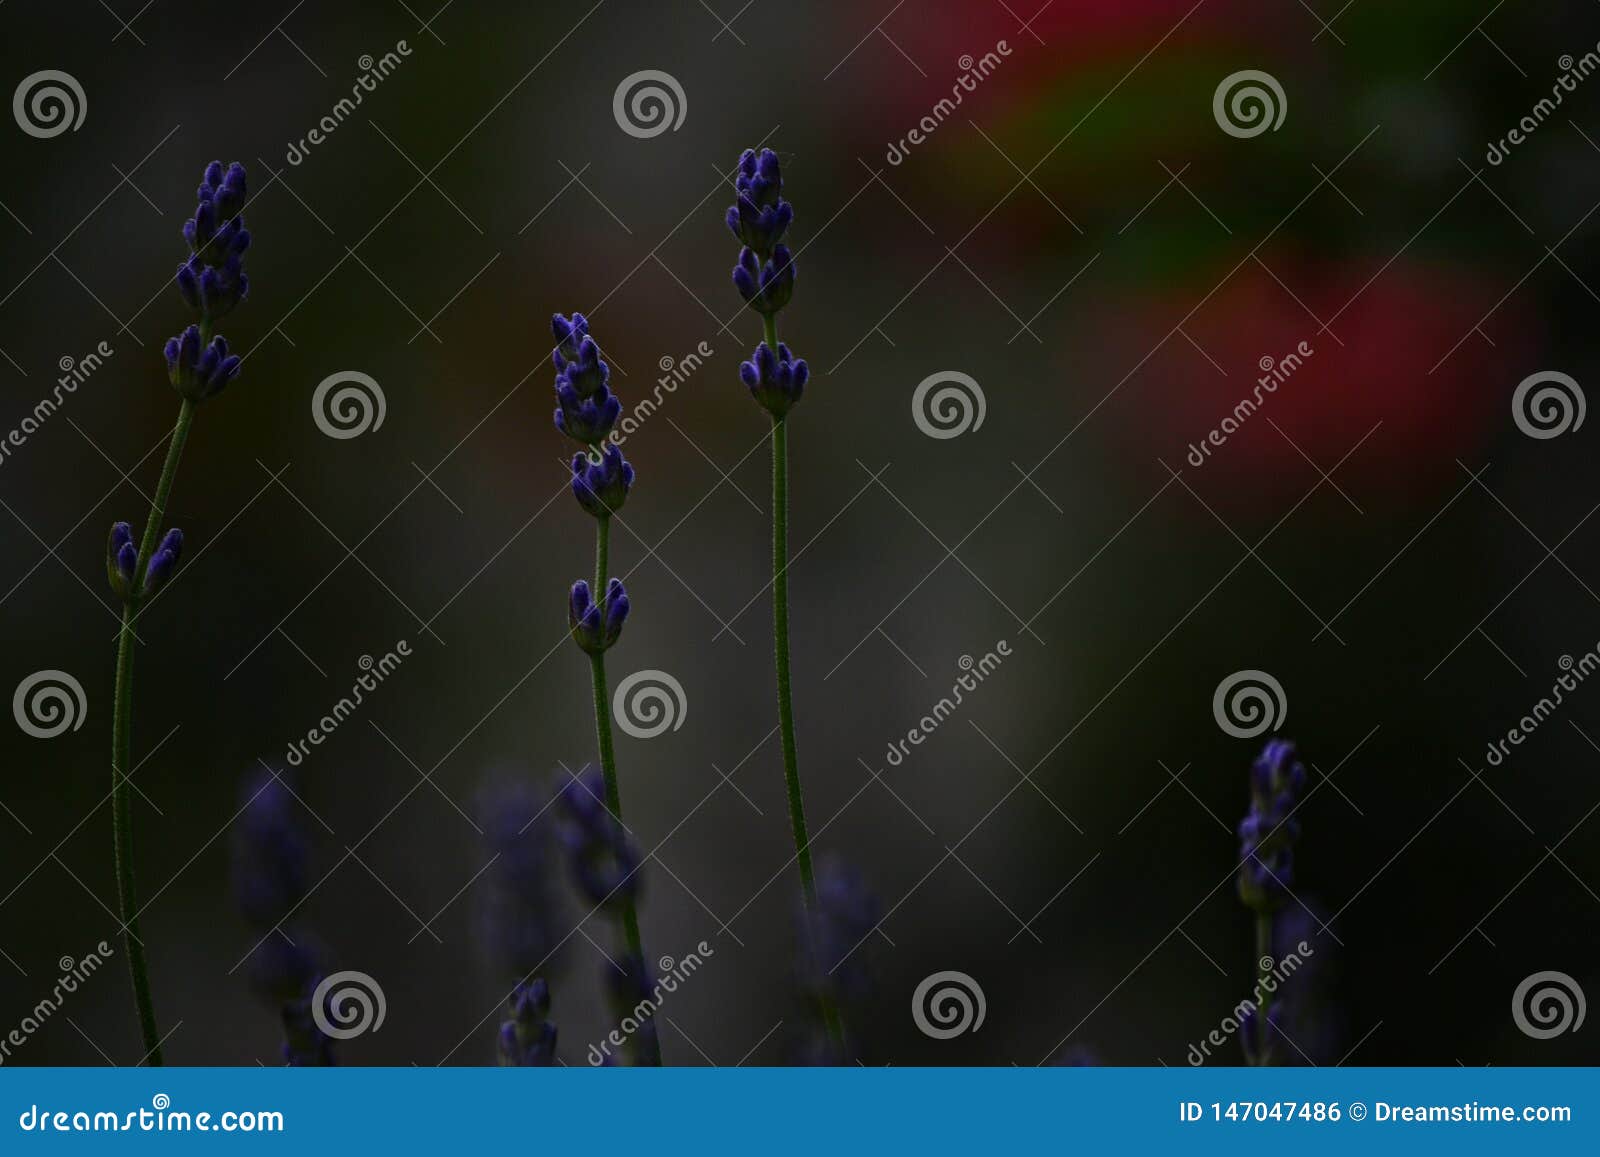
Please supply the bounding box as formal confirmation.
[498,979,558,1066]
[741,340,808,417]
[551,312,622,445]
[1237,737,1305,912]
[232,768,334,1065]
[176,161,250,323]
[106,524,181,602]
[557,765,643,910]
[726,147,793,260]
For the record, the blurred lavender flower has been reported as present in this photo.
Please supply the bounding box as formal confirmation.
[556,765,641,910]
[497,979,558,1066]
[788,856,879,1064]
[740,341,808,417]
[1237,737,1305,912]
[475,773,567,982]
[232,768,332,1066]
[106,523,183,602]
[604,951,661,1065]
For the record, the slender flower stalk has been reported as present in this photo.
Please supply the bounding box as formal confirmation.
[109,161,252,1064]
[1236,737,1305,1066]
[727,148,842,1053]
[551,312,660,1065]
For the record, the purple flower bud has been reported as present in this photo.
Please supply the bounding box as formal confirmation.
[741,340,808,416]
[732,244,796,315]
[165,324,242,402]
[142,527,183,596]
[570,443,635,518]
[569,578,629,654]
[106,521,136,600]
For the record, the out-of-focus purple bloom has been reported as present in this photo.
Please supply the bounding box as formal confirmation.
[551,312,622,445]
[797,855,880,1005]
[1237,738,1305,912]
[569,579,629,655]
[603,951,660,1064]
[725,148,793,260]
[732,243,796,316]
[740,340,808,416]
[164,324,241,402]
[571,443,635,518]
[232,768,332,1065]
[556,765,641,910]
[497,979,558,1066]
[177,161,250,322]
[475,774,567,981]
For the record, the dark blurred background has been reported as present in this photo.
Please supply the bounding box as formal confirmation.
[1,0,1598,1066]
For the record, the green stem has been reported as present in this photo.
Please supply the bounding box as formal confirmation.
[588,515,661,1066]
[111,397,196,1066]
[1254,912,1274,1066]
[764,313,845,1056]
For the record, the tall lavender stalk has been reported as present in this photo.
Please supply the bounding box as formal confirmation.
[1236,737,1304,1066]
[107,161,251,1063]
[726,149,841,1051]
[551,313,660,1064]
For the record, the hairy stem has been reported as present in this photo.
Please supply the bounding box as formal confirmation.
[588,515,661,1066]
[764,313,845,1056]
[111,397,196,1066]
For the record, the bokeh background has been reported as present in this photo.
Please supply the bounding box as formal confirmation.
[1,0,1598,1066]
